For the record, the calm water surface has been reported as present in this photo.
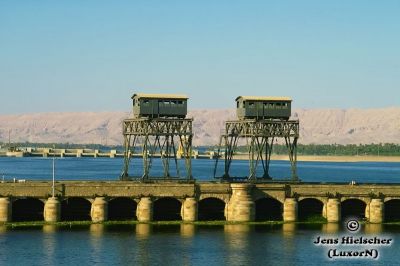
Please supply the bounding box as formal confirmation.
[0,224,399,266]
[0,157,399,183]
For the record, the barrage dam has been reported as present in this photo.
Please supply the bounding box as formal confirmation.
[1,181,399,224]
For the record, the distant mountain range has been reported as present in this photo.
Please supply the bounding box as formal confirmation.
[0,107,399,146]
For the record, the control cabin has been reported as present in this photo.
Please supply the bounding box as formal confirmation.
[235,96,292,120]
[132,93,188,118]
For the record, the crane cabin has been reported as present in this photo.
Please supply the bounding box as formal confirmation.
[132,93,188,119]
[235,96,292,120]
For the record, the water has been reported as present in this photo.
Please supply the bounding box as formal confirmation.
[0,157,399,183]
[1,157,400,265]
[0,224,399,265]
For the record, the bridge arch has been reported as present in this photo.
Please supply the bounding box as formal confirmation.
[153,197,182,221]
[384,199,400,222]
[61,197,91,221]
[341,198,366,221]
[108,197,137,221]
[12,197,44,221]
[298,198,324,221]
[198,197,226,221]
[255,197,282,221]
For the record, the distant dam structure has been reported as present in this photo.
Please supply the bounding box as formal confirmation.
[0,147,217,160]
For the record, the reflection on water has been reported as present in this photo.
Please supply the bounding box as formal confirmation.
[42,225,57,266]
[180,223,195,238]
[90,223,105,237]
[282,222,297,237]
[0,225,7,234]
[224,224,251,266]
[0,223,398,265]
[322,223,339,234]
[365,223,383,234]
[136,223,151,239]
[90,224,105,265]
[43,224,57,234]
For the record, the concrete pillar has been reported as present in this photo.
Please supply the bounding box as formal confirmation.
[91,197,108,222]
[226,184,255,222]
[209,151,215,159]
[368,199,384,224]
[76,149,83,158]
[326,198,340,223]
[44,197,61,222]
[181,197,197,222]
[283,198,297,222]
[0,197,11,222]
[137,197,153,222]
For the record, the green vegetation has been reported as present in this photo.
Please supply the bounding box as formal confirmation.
[229,143,400,156]
[298,215,327,223]
[2,142,400,156]
[0,141,123,151]
[2,219,400,229]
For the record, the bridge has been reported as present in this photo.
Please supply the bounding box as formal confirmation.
[0,181,399,224]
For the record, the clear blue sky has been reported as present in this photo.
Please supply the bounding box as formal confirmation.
[0,1,399,114]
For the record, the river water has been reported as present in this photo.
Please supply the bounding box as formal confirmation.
[0,157,399,265]
[0,223,399,265]
[0,157,400,183]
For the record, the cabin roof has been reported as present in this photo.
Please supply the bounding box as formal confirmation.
[132,93,188,100]
[235,96,292,102]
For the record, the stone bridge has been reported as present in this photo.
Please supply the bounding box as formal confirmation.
[0,181,399,224]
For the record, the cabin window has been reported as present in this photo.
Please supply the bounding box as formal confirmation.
[283,103,288,108]
[171,101,176,105]
[248,102,255,108]
[177,101,183,105]
[143,100,150,105]
[237,101,239,108]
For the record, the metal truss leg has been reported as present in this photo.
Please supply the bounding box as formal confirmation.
[285,136,298,181]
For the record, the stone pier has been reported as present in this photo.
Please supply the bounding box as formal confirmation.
[137,197,153,222]
[44,197,61,222]
[326,198,340,223]
[91,197,108,222]
[368,198,384,224]
[181,197,197,222]
[226,184,255,222]
[283,198,297,222]
[0,197,11,222]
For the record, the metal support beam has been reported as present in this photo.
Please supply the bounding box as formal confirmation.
[121,118,193,181]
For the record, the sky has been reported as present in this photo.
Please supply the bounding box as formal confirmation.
[0,0,399,114]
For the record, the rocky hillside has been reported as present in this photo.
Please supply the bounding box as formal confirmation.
[0,107,399,146]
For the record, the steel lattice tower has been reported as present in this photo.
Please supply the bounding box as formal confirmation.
[213,119,299,181]
[121,118,193,181]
